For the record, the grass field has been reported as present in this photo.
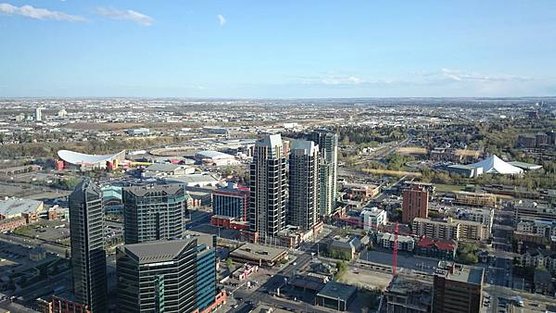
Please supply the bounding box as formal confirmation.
[362,168,422,177]
[396,146,428,155]
[434,184,465,192]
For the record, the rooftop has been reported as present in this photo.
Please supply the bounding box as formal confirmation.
[388,275,432,294]
[0,198,43,217]
[229,242,288,263]
[121,239,197,264]
[123,184,184,197]
[195,150,235,159]
[437,263,484,285]
[145,163,189,172]
[165,173,221,186]
[508,161,543,170]
[291,139,317,155]
[317,281,357,301]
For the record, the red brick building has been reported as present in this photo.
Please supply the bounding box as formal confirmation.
[402,185,429,224]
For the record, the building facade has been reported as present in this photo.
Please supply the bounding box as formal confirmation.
[122,184,186,244]
[310,130,338,216]
[288,139,319,231]
[196,243,217,311]
[68,180,107,313]
[402,185,429,224]
[432,263,484,313]
[516,218,556,239]
[248,134,287,244]
[117,238,216,313]
[412,218,489,241]
[360,207,387,231]
[212,182,249,221]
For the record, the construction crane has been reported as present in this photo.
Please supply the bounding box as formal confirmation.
[392,222,399,276]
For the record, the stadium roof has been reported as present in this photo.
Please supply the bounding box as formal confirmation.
[508,161,543,171]
[58,150,125,165]
[468,155,523,175]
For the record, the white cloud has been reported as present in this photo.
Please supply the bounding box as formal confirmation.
[440,68,532,83]
[0,3,85,22]
[217,14,226,26]
[96,7,153,26]
[297,75,398,87]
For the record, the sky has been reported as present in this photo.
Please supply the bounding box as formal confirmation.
[1,0,555,98]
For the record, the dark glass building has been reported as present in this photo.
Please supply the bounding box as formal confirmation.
[69,179,107,313]
[117,238,216,313]
[309,130,338,216]
[122,184,186,244]
[288,139,319,230]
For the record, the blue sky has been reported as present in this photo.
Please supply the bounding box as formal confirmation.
[1,0,555,98]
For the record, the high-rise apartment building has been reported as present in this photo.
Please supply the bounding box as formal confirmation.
[248,134,287,243]
[310,130,338,216]
[433,263,484,313]
[122,184,186,244]
[68,179,107,313]
[288,139,319,231]
[35,107,42,121]
[117,239,211,313]
[402,184,429,224]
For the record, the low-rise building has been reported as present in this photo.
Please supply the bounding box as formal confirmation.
[194,150,239,166]
[534,270,554,296]
[412,218,489,241]
[315,281,357,311]
[212,182,249,220]
[516,218,556,239]
[327,236,363,261]
[455,207,494,233]
[453,191,497,208]
[513,200,556,221]
[142,163,195,177]
[385,275,432,313]
[0,198,43,232]
[229,243,288,267]
[377,232,415,252]
[360,207,387,231]
[415,237,457,260]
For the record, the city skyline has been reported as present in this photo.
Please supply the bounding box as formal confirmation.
[1,0,556,98]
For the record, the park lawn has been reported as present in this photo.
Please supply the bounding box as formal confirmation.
[434,184,465,193]
[362,168,422,177]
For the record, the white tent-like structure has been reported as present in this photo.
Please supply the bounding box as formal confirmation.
[468,155,524,175]
[58,150,126,169]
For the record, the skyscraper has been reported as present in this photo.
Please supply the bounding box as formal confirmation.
[196,239,217,311]
[248,134,287,243]
[68,179,107,313]
[288,139,319,231]
[117,239,203,313]
[34,107,42,122]
[122,184,186,244]
[310,130,338,216]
